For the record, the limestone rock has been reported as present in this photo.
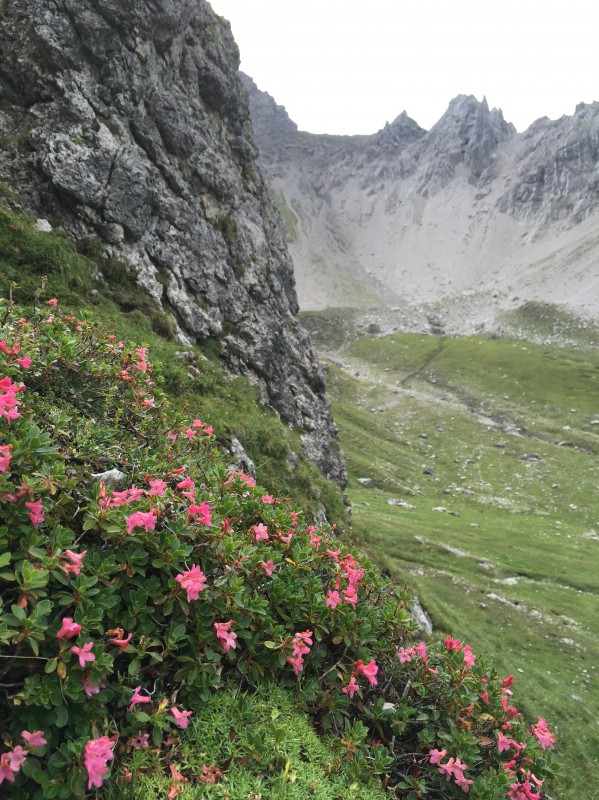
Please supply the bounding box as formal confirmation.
[0,0,346,487]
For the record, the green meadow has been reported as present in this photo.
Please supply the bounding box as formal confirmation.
[303,314,599,800]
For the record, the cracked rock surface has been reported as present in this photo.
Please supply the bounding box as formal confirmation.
[0,0,347,486]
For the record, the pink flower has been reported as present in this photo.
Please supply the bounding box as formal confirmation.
[253,523,269,541]
[21,731,47,750]
[0,376,22,423]
[0,752,16,784]
[354,658,378,686]
[185,428,196,440]
[261,494,274,504]
[260,560,276,576]
[309,532,322,547]
[531,717,556,750]
[130,733,150,750]
[147,479,168,496]
[286,653,305,675]
[16,356,31,368]
[214,620,237,653]
[82,677,103,697]
[175,565,207,602]
[25,498,44,528]
[8,746,27,771]
[429,748,447,765]
[126,509,157,535]
[83,736,114,789]
[326,548,341,562]
[414,641,428,664]
[129,686,153,712]
[397,646,413,663]
[110,632,133,651]
[463,644,476,668]
[134,347,148,373]
[342,585,358,608]
[176,476,195,491]
[445,635,462,651]
[341,676,360,699]
[47,298,58,307]
[70,642,95,668]
[187,502,212,526]
[0,444,12,473]
[170,707,193,729]
[56,617,82,639]
[325,590,341,608]
[62,549,86,576]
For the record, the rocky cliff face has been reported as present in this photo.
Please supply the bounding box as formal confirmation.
[0,0,346,485]
[244,76,599,332]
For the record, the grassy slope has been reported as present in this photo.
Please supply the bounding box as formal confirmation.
[0,204,346,525]
[319,323,599,800]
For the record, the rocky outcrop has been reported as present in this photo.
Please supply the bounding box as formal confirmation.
[245,77,599,329]
[0,0,346,485]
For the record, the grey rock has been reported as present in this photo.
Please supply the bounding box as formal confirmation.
[228,438,256,478]
[411,597,433,635]
[0,0,346,487]
[91,468,126,488]
[314,503,328,527]
[35,218,53,232]
[356,477,374,487]
[387,499,415,509]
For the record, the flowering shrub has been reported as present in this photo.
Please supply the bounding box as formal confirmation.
[0,295,557,798]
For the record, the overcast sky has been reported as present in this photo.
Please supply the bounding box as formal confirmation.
[209,0,599,135]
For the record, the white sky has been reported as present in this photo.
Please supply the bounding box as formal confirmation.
[209,0,599,135]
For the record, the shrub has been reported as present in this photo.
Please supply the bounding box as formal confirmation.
[0,294,557,798]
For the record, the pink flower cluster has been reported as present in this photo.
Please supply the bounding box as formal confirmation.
[225,470,256,488]
[187,501,212,527]
[444,635,476,669]
[0,731,46,785]
[175,565,207,602]
[287,630,313,675]
[531,717,556,750]
[83,736,114,789]
[126,509,157,535]
[324,553,365,609]
[0,376,24,423]
[342,658,379,698]
[429,749,473,793]
[214,620,237,653]
[507,775,544,799]
[99,483,145,509]
[397,641,428,665]
[0,443,12,472]
[25,498,44,528]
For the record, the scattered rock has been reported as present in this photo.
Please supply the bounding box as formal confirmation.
[410,597,433,635]
[175,350,196,363]
[228,438,256,477]
[357,477,374,488]
[422,466,435,475]
[387,499,415,509]
[35,218,53,232]
[521,453,544,462]
[91,468,126,489]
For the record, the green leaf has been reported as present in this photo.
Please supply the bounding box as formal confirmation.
[0,551,10,568]
[54,704,68,728]
[45,657,58,674]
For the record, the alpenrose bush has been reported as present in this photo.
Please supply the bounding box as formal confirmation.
[0,293,557,799]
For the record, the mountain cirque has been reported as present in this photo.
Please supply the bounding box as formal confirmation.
[243,75,599,335]
[0,0,346,486]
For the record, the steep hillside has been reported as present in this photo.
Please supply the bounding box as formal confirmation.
[244,75,599,333]
[0,0,345,485]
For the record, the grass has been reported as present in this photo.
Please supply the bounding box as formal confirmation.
[115,683,387,799]
[319,320,599,800]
